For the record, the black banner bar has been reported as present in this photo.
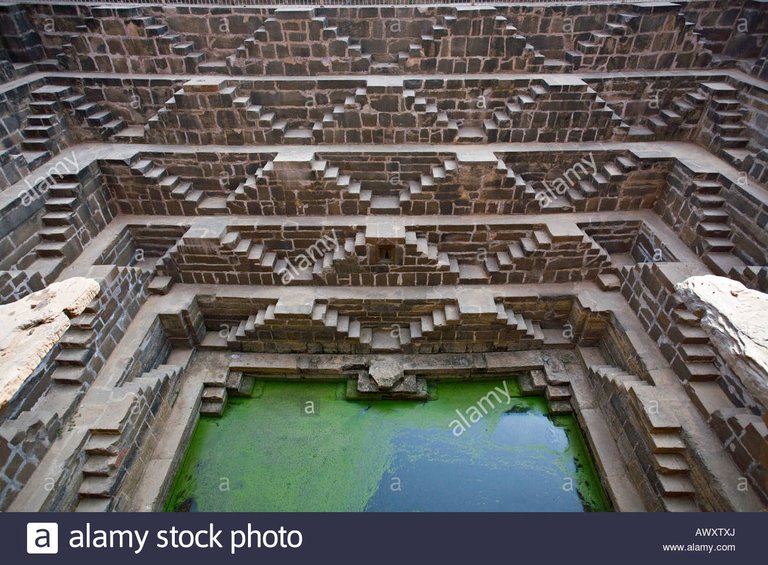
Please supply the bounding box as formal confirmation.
[4,512,765,564]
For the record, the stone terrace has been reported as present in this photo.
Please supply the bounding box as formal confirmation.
[0,0,766,513]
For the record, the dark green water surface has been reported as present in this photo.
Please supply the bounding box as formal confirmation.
[165,379,610,512]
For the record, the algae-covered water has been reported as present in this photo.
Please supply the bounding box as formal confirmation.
[165,379,610,512]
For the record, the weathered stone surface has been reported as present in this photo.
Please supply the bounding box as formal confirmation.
[676,275,768,410]
[0,277,99,407]
[367,356,404,390]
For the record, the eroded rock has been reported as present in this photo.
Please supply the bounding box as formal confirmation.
[676,275,768,411]
[0,277,100,408]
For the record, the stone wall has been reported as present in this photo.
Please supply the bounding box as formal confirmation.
[17,2,728,76]
[96,149,672,217]
[681,0,768,58]
[676,276,768,502]
[151,219,615,287]
[191,293,574,355]
[0,160,115,293]
[0,4,44,64]
[0,265,150,510]
[655,159,768,280]
[618,263,767,503]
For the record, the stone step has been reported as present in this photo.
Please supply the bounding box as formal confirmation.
[42,211,74,226]
[671,99,695,116]
[61,94,85,109]
[45,197,77,211]
[79,475,117,498]
[703,252,746,278]
[202,386,228,404]
[31,85,72,101]
[86,110,113,127]
[716,136,749,149]
[663,497,700,512]
[39,224,75,241]
[56,347,92,367]
[709,110,743,124]
[701,237,734,252]
[681,361,720,382]
[685,90,708,105]
[658,474,696,498]
[615,155,637,172]
[650,432,686,454]
[669,324,709,344]
[101,118,126,135]
[659,109,682,126]
[74,498,111,512]
[23,124,59,138]
[709,97,741,111]
[700,82,737,96]
[172,42,195,56]
[654,453,690,475]
[171,181,193,199]
[35,240,68,258]
[696,221,731,238]
[82,454,118,477]
[130,159,154,174]
[51,365,87,384]
[691,193,725,208]
[48,182,80,197]
[21,137,54,151]
[680,343,716,363]
[671,307,700,326]
[27,113,58,126]
[700,209,730,223]
[713,122,745,136]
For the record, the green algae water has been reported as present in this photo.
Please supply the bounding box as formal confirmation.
[165,379,610,512]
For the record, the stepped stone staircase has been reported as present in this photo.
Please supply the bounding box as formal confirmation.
[62,90,126,140]
[575,5,710,72]
[448,78,621,144]
[318,87,370,135]
[159,226,364,287]
[205,6,556,76]
[628,81,752,161]
[698,82,752,167]
[20,84,127,168]
[668,302,720,384]
[54,8,207,75]
[211,7,370,75]
[564,154,639,208]
[632,85,709,140]
[200,298,546,353]
[234,154,462,216]
[519,368,573,415]
[589,365,701,511]
[14,172,92,283]
[75,360,185,511]
[199,370,253,417]
[20,86,71,168]
[687,178,742,273]
[125,156,205,214]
